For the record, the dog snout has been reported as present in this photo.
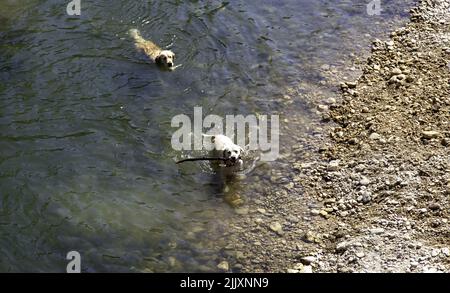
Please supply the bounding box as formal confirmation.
[168,62,173,67]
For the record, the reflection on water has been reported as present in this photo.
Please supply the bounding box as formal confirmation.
[0,0,414,272]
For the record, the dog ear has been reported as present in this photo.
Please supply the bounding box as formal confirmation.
[155,55,162,64]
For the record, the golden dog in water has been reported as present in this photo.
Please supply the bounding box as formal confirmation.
[129,29,175,69]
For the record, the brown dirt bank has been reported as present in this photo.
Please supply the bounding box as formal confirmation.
[223,0,449,273]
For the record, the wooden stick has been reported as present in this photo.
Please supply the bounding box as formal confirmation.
[176,157,227,164]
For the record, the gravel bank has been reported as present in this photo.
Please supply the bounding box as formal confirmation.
[224,0,449,273]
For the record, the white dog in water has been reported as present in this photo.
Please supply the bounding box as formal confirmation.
[203,134,244,169]
[129,29,176,69]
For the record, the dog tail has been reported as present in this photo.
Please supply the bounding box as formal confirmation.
[129,28,144,43]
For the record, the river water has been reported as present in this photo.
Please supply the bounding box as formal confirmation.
[0,0,414,272]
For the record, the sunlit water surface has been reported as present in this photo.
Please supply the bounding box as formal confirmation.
[0,0,414,272]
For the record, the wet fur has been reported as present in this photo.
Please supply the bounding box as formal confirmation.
[129,29,175,68]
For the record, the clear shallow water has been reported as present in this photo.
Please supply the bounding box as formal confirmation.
[0,0,414,272]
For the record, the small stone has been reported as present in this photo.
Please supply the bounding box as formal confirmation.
[287,269,299,273]
[233,263,243,270]
[340,211,349,217]
[359,177,370,186]
[300,256,316,265]
[423,266,438,273]
[168,256,177,267]
[301,265,313,273]
[431,249,440,257]
[348,138,359,145]
[336,241,351,252]
[294,263,304,270]
[369,228,385,235]
[391,68,402,76]
[346,81,357,88]
[428,203,441,211]
[235,251,245,259]
[319,210,329,218]
[269,222,283,235]
[421,130,440,139]
[328,160,340,171]
[320,64,330,71]
[361,192,372,204]
[369,133,381,140]
[356,252,365,258]
[310,209,320,216]
[217,261,229,271]
[255,218,264,224]
[257,208,266,214]
[326,97,337,105]
[235,207,249,215]
[441,247,449,256]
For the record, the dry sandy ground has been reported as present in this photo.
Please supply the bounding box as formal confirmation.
[222,0,449,273]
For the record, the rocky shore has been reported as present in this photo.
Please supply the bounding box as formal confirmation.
[223,0,449,273]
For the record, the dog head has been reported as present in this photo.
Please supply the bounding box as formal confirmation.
[222,145,244,165]
[155,50,175,68]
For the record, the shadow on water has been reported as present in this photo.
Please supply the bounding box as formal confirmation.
[0,0,415,271]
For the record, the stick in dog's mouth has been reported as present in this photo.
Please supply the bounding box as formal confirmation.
[176,157,227,164]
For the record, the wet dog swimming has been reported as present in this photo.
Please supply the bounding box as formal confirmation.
[129,29,176,69]
[176,134,244,170]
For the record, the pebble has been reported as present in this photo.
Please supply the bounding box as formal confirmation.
[391,68,402,75]
[369,228,385,235]
[287,269,299,273]
[235,207,249,215]
[310,209,320,216]
[318,105,329,112]
[326,97,337,105]
[423,266,438,273]
[356,252,365,258]
[300,256,316,265]
[217,261,229,271]
[319,210,329,218]
[361,192,372,204]
[294,263,304,270]
[428,203,441,211]
[348,138,359,145]
[346,81,357,88]
[257,208,266,214]
[336,241,351,252]
[442,247,449,257]
[328,160,340,171]
[431,249,440,257]
[369,133,381,140]
[421,130,440,139]
[359,176,370,186]
[301,265,313,273]
[255,218,264,224]
[269,222,283,235]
